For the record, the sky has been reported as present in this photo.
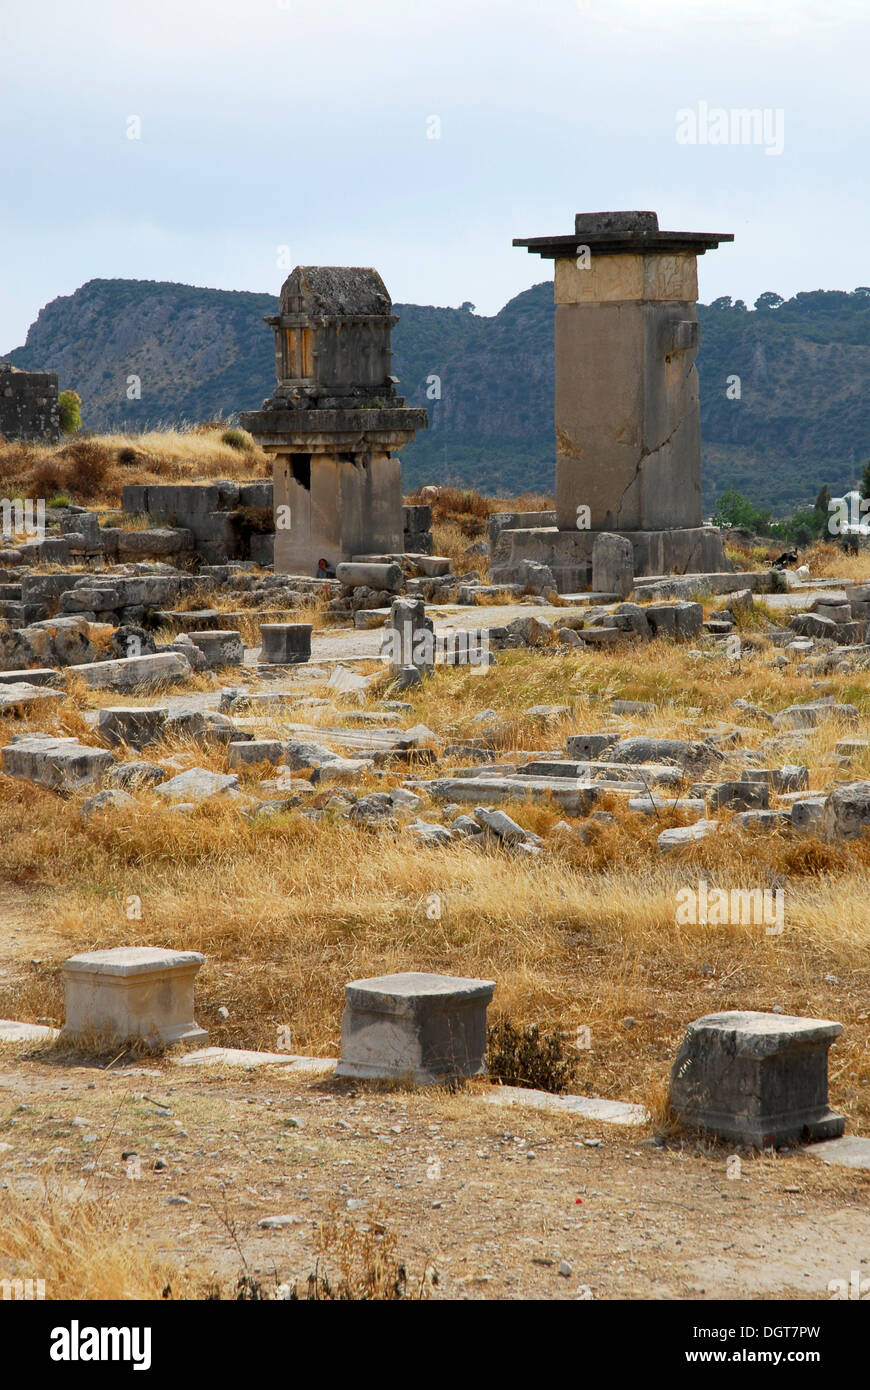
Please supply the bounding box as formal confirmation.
[1,0,869,352]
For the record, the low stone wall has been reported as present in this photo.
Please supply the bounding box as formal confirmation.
[121,481,275,564]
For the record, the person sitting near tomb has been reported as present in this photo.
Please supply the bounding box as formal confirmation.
[317,557,336,579]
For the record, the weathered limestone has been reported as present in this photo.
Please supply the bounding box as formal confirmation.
[61,947,207,1048]
[154,768,240,802]
[240,267,427,575]
[657,819,718,852]
[774,700,859,730]
[0,362,59,442]
[186,630,244,668]
[669,1010,845,1147]
[602,737,719,775]
[384,597,434,675]
[0,682,63,715]
[74,652,192,691]
[258,623,312,665]
[336,561,403,592]
[494,211,732,590]
[821,781,870,841]
[592,533,634,598]
[97,706,168,749]
[1,733,115,789]
[566,732,620,760]
[335,971,495,1084]
[226,739,284,769]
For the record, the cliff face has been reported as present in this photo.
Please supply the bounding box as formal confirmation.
[6,278,870,510]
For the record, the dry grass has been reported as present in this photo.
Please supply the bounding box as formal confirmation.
[0,1183,193,1300]
[2,631,870,1131]
[0,428,268,509]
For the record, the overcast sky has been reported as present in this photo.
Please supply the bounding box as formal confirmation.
[2,0,868,352]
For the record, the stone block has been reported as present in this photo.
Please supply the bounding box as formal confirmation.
[97,706,168,749]
[335,971,495,1084]
[669,1010,845,1147]
[566,732,620,760]
[384,597,434,674]
[154,768,240,801]
[259,623,312,665]
[186,630,244,668]
[0,682,63,715]
[657,819,718,852]
[1,733,115,789]
[703,781,770,811]
[74,651,192,691]
[226,740,284,768]
[592,532,634,598]
[821,781,870,841]
[61,946,207,1048]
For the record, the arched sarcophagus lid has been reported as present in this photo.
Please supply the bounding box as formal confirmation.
[264,266,399,407]
[278,266,392,319]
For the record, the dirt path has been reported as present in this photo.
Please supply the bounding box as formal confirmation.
[1,1054,867,1300]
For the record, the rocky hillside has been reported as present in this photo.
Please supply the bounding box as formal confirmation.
[6,278,870,513]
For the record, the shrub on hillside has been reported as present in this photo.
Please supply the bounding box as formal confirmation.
[220,428,255,453]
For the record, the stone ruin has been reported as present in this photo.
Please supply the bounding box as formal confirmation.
[240,266,428,576]
[492,209,734,592]
[0,362,60,443]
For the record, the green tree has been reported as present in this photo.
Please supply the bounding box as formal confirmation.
[860,460,870,500]
[755,291,784,310]
[58,389,82,434]
[712,486,771,533]
[814,483,831,515]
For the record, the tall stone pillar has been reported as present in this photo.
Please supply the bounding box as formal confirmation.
[492,211,734,591]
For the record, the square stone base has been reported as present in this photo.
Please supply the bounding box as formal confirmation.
[669,1010,845,1148]
[62,947,208,1048]
[490,525,728,593]
[335,971,495,1085]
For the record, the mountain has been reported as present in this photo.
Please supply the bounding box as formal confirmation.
[6,277,870,513]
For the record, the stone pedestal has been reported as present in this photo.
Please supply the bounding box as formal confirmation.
[259,623,312,665]
[383,597,434,675]
[186,630,244,668]
[669,1010,845,1147]
[61,947,208,1048]
[335,971,495,1084]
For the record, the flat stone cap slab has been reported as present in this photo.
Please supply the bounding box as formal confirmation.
[686,1010,842,1057]
[63,947,205,977]
[346,971,495,1015]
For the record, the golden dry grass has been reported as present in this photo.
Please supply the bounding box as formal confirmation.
[0,1183,194,1300]
[1,632,870,1131]
[0,428,268,509]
